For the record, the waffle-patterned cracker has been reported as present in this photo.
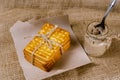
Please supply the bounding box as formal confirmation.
[23,23,70,72]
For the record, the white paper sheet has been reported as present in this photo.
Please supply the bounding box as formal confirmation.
[10,15,91,80]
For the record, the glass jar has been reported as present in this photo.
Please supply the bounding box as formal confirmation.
[84,22,112,57]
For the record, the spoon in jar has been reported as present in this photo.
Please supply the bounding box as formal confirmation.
[95,0,117,30]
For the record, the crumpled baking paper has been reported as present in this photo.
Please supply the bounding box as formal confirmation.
[10,15,91,80]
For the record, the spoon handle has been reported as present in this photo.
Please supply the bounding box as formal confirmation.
[102,0,117,21]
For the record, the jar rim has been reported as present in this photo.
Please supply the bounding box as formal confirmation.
[86,22,109,40]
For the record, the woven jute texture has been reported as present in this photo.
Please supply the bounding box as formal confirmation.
[0,0,120,12]
[0,7,120,80]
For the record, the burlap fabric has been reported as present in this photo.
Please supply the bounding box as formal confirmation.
[0,0,120,80]
[0,0,120,12]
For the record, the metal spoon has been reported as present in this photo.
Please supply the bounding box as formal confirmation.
[95,0,117,30]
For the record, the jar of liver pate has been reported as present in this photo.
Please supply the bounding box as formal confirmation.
[84,22,112,57]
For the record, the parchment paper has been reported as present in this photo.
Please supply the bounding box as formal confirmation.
[10,15,91,80]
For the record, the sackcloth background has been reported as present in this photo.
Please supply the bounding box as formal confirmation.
[0,0,120,80]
